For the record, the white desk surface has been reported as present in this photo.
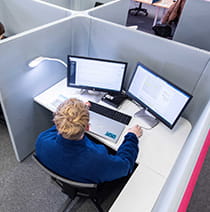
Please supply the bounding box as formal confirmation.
[34,78,192,212]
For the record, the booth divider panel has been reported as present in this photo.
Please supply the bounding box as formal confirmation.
[174,0,210,52]
[0,0,71,36]
[88,18,209,94]
[0,19,73,161]
[184,61,210,125]
[40,0,72,9]
[88,0,130,25]
[41,0,113,11]
[70,16,91,56]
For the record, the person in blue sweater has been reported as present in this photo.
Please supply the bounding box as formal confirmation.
[36,98,142,184]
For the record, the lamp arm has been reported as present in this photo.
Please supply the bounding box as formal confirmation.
[28,56,67,68]
[47,58,67,68]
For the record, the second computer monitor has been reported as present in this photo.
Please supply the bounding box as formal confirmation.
[127,62,192,129]
[67,55,127,93]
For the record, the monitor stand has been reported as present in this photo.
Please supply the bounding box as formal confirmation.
[134,108,159,128]
[80,89,105,103]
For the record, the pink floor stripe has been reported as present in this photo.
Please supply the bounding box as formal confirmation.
[178,129,210,212]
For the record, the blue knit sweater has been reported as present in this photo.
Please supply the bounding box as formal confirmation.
[36,125,139,183]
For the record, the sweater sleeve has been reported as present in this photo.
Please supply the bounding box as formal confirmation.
[93,132,139,183]
[116,132,139,172]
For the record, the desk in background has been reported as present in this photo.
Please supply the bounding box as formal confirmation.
[130,0,175,26]
[34,78,192,212]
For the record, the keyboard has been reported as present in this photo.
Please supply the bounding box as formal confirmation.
[89,101,132,125]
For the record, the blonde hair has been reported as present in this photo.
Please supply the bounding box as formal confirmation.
[53,98,89,140]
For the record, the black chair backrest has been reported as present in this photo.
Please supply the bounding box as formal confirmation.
[32,154,97,188]
[32,153,105,212]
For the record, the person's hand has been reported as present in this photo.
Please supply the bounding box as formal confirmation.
[127,124,143,138]
[85,101,91,109]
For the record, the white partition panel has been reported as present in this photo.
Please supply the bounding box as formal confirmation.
[41,0,113,10]
[184,62,210,125]
[76,0,113,10]
[0,18,74,161]
[0,0,71,37]
[174,0,210,52]
[88,18,209,93]
[70,16,91,56]
[69,14,210,127]
[39,0,71,9]
[88,0,130,25]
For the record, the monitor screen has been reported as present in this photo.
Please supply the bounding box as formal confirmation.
[127,62,192,129]
[67,55,127,93]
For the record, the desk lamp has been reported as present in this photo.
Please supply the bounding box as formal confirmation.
[28,56,67,68]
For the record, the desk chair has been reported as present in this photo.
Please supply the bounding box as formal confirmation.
[32,153,104,212]
[129,3,148,16]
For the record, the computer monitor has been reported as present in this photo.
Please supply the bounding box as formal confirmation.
[127,62,192,129]
[67,55,127,93]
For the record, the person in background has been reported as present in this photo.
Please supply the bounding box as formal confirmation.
[161,0,186,25]
[0,22,6,39]
[152,0,186,38]
[36,98,143,184]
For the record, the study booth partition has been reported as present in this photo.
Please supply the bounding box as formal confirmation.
[88,0,130,25]
[41,0,113,11]
[173,0,210,52]
[0,0,75,163]
[0,7,209,212]
[40,0,130,25]
[0,0,71,38]
[0,15,78,163]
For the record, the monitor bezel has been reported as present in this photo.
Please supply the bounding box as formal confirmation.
[126,62,192,129]
[67,55,128,93]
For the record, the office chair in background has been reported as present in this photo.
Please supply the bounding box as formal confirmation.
[32,153,104,212]
[129,2,148,16]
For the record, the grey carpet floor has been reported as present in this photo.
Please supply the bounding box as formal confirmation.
[0,124,68,212]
